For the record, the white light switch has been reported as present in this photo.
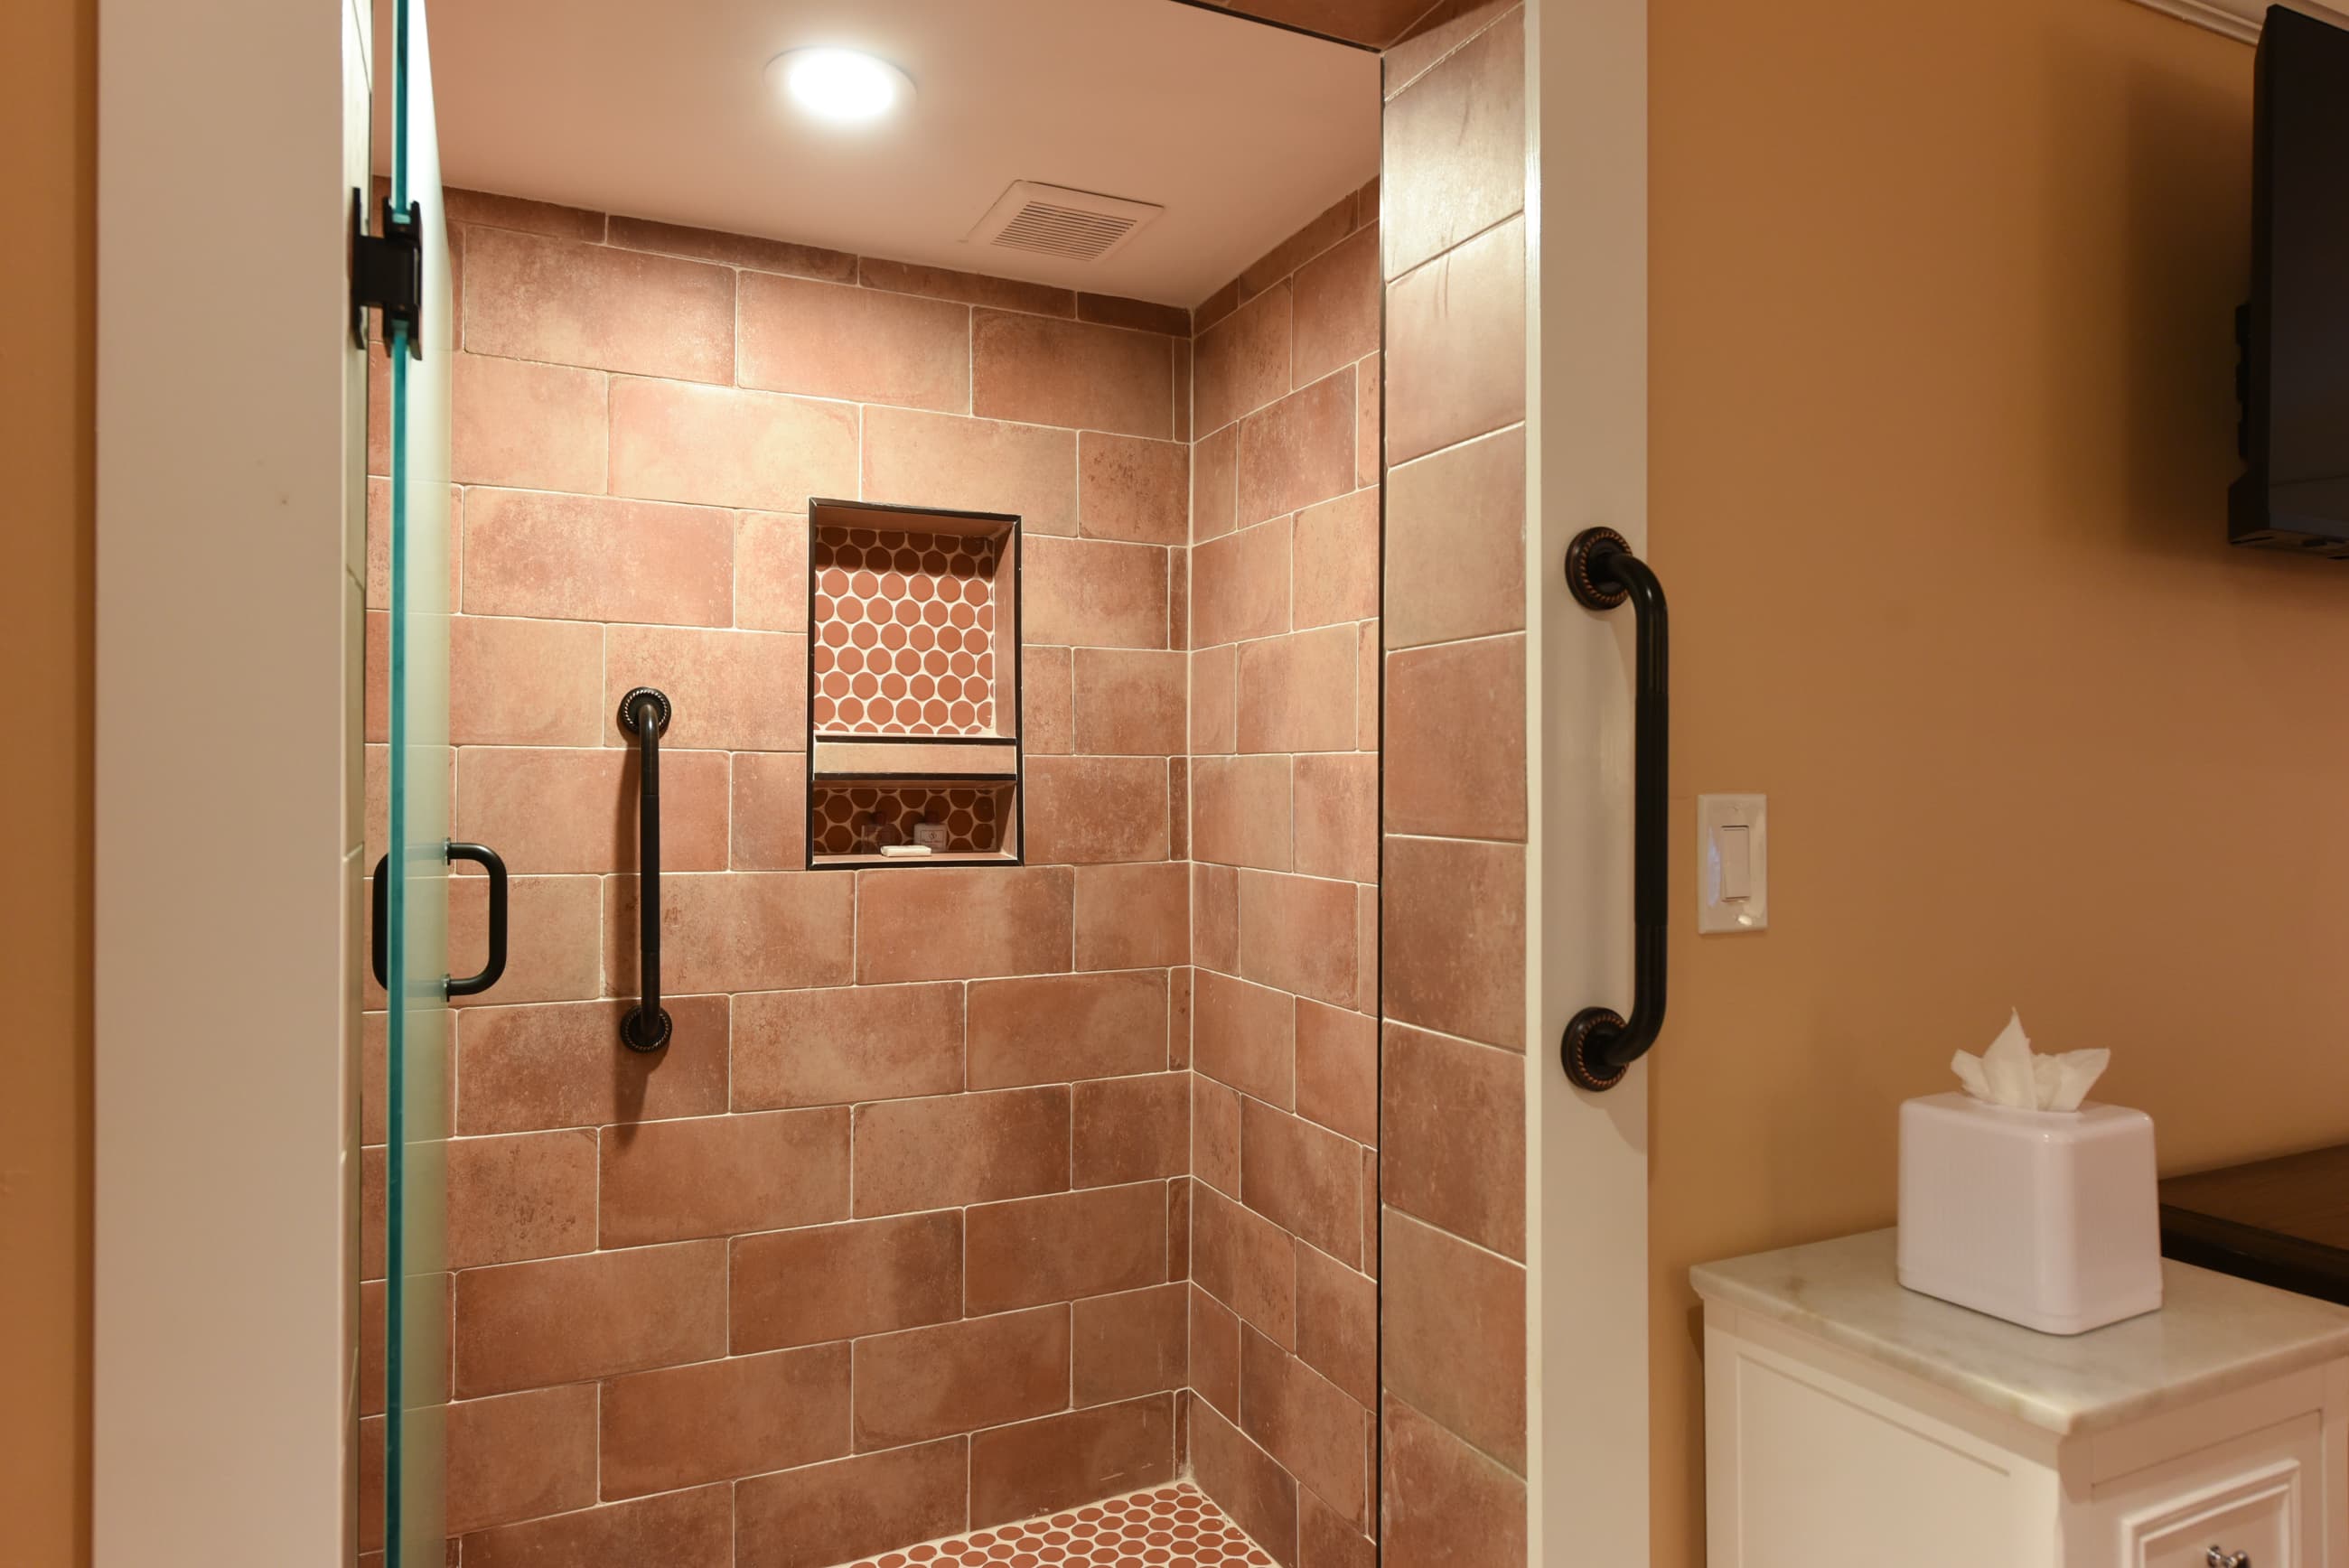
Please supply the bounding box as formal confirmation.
[1717,825,1752,901]
[1699,794,1768,934]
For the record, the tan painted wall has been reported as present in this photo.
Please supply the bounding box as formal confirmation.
[1649,0,2349,1560]
[0,0,94,1563]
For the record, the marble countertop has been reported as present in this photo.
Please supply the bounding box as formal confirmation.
[1691,1227,2349,1436]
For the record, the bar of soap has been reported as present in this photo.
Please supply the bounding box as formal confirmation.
[878,843,933,858]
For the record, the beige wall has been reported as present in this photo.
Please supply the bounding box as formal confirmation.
[1649,0,2349,1561]
[0,0,94,1563]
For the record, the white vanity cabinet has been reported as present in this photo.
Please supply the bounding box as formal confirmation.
[1694,1229,2349,1568]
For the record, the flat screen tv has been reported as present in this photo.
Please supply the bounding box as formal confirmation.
[2231,5,2349,556]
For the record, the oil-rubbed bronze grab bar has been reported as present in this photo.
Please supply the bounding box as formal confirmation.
[1559,527,1668,1092]
[618,686,673,1052]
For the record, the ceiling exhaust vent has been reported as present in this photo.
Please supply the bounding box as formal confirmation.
[968,181,1162,263]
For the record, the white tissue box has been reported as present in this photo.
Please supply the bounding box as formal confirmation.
[1896,1092,2162,1335]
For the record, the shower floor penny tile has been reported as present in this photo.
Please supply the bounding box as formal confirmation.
[835,1483,1273,1568]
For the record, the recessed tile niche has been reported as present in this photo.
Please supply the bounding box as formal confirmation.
[805,499,1022,868]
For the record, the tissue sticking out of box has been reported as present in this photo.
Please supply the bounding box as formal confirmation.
[1950,1010,2110,1113]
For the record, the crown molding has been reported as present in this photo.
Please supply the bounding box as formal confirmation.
[2126,0,2349,44]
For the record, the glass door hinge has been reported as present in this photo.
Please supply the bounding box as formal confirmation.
[350,189,422,356]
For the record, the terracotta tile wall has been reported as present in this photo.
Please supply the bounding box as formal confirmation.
[1373,8,1532,1568]
[359,185,1197,1565]
[1182,182,1384,1568]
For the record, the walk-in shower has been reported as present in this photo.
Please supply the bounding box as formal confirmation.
[362,3,1399,1564]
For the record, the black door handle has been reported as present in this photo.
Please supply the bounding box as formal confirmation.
[370,842,510,998]
[617,687,672,1051]
[371,856,386,991]
[445,843,509,997]
[1559,527,1668,1092]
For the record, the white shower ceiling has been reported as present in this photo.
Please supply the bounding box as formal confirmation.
[381,0,1382,306]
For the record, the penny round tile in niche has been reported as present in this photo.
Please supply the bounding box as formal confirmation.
[810,525,1005,737]
[807,781,1014,855]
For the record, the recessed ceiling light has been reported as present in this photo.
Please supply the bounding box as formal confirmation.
[766,48,913,125]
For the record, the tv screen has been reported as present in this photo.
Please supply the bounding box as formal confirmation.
[2231,5,2349,555]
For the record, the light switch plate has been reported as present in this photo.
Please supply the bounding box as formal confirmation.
[1698,793,1768,934]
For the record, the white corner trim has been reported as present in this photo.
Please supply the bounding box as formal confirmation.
[95,0,361,1561]
[2125,0,2349,43]
[1526,0,1652,1561]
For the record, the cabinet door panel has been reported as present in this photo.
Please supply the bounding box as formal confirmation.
[1707,1328,2045,1568]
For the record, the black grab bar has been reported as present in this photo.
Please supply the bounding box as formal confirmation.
[618,686,673,1052]
[1558,527,1668,1092]
[370,842,508,997]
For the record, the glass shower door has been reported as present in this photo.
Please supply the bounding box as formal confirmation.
[381,0,454,1560]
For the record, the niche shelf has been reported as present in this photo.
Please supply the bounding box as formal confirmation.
[804,499,1023,869]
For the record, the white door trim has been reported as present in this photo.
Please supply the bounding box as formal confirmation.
[1525,0,1652,1561]
[92,0,369,1560]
